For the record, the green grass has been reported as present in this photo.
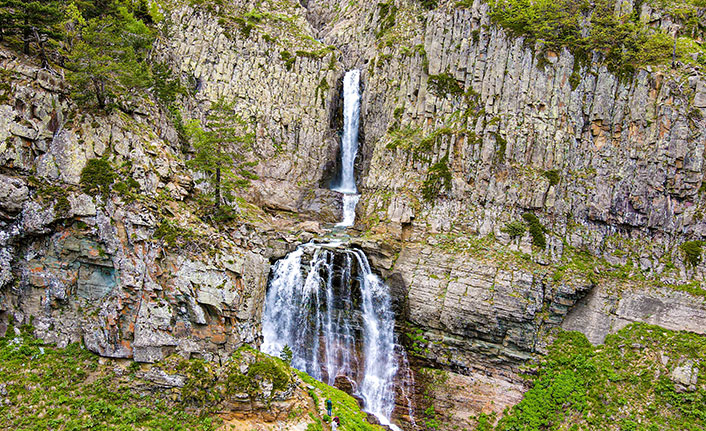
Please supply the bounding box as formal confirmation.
[488,323,706,430]
[297,371,384,431]
[0,328,380,431]
[0,326,218,430]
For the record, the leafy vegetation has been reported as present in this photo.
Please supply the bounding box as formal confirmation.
[488,324,706,430]
[680,240,704,267]
[0,0,63,64]
[80,158,116,196]
[153,219,200,249]
[484,0,701,76]
[502,220,527,239]
[0,325,218,430]
[0,1,166,111]
[543,169,560,186]
[522,212,546,249]
[64,3,154,110]
[427,72,464,98]
[186,98,258,208]
[421,155,453,201]
[407,327,430,356]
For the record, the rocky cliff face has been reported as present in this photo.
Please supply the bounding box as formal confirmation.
[2,0,706,428]
[0,44,307,364]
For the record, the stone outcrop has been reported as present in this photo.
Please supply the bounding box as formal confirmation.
[563,281,706,344]
[0,44,311,363]
[324,0,706,365]
[155,0,346,221]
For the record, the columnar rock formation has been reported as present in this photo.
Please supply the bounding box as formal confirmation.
[1,0,706,428]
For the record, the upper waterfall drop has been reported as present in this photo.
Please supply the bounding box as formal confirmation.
[333,69,362,227]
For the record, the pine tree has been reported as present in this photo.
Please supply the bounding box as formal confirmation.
[186,99,258,209]
[64,6,152,110]
[0,0,63,62]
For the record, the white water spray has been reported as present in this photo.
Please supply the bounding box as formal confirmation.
[333,70,362,227]
[261,243,402,429]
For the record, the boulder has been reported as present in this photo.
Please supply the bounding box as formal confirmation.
[0,175,28,217]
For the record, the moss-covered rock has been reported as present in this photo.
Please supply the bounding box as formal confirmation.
[80,158,115,196]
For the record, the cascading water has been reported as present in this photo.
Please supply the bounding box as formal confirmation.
[261,69,414,429]
[333,70,362,227]
[261,242,404,429]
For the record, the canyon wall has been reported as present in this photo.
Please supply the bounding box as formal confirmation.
[1,0,706,428]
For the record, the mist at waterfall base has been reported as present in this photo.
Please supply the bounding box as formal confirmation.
[261,243,410,430]
[332,70,362,228]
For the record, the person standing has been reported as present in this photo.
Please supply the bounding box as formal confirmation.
[326,398,333,416]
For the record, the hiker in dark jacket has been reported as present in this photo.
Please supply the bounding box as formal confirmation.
[326,398,333,416]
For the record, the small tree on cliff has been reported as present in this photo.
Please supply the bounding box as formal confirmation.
[186,98,258,209]
[63,5,152,110]
[0,0,63,63]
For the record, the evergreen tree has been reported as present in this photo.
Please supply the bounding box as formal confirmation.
[0,0,63,62]
[186,99,258,208]
[64,6,153,110]
[72,0,118,20]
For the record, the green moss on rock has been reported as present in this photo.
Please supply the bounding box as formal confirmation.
[680,240,705,267]
[80,158,115,196]
[522,212,546,249]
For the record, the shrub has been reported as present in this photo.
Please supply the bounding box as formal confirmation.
[680,241,704,267]
[502,220,527,239]
[543,169,560,186]
[522,212,546,249]
[487,0,684,76]
[153,219,196,248]
[80,159,115,196]
[422,155,452,201]
[427,72,463,97]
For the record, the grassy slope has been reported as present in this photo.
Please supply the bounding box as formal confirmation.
[476,323,706,430]
[0,326,218,431]
[0,327,381,431]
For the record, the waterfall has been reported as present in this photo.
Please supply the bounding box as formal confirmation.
[261,242,402,429]
[333,70,362,227]
[261,70,415,429]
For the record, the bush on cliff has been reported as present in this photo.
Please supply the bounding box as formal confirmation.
[522,212,546,249]
[80,158,115,195]
[680,240,705,267]
[422,155,453,201]
[486,0,690,76]
[490,323,706,431]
